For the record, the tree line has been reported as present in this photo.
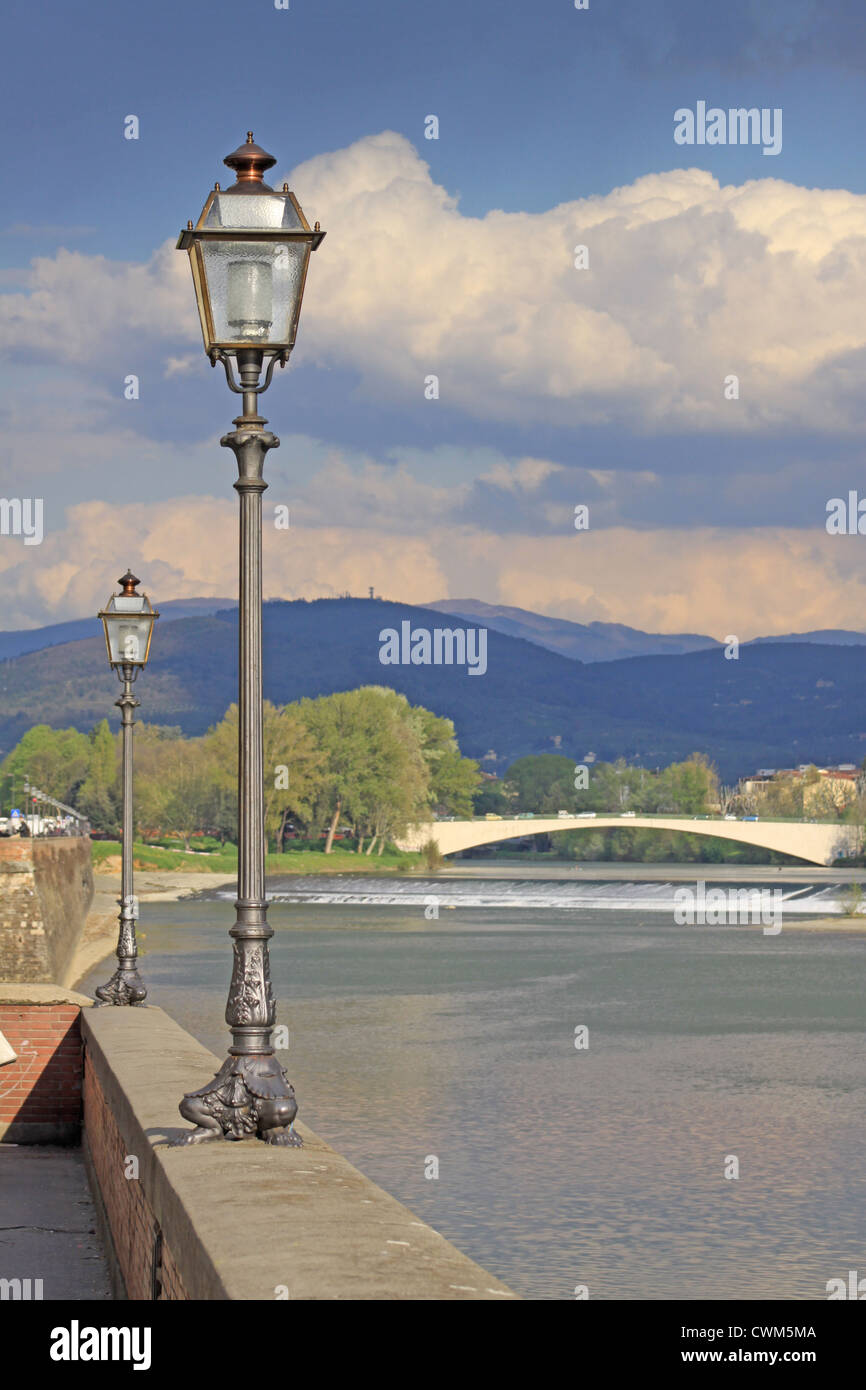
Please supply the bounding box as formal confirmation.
[477,752,720,817]
[7,710,858,866]
[0,686,480,854]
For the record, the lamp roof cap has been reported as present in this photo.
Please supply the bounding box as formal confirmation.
[118,570,141,595]
[223,132,278,191]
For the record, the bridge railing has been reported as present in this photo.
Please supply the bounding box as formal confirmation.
[456,813,855,826]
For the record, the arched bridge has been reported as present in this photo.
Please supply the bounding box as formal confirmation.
[396,815,862,867]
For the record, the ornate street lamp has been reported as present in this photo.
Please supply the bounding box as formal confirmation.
[174,134,324,1147]
[94,571,158,1006]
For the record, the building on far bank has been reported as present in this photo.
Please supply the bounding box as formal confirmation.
[740,764,861,814]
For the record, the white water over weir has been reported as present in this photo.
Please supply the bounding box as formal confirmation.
[215,876,861,916]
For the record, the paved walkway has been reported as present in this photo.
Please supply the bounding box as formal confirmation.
[0,1145,111,1300]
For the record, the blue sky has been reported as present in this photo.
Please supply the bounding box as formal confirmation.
[3,0,866,635]
[5,0,866,263]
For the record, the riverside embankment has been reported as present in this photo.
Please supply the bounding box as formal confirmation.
[0,837,93,984]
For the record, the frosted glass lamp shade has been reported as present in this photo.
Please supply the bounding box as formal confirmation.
[178,167,324,356]
[99,584,158,669]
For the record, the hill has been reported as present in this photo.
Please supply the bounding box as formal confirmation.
[427,599,866,664]
[1,598,866,780]
[426,598,720,661]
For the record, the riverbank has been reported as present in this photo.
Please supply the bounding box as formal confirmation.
[65,871,233,987]
[91,841,418,876]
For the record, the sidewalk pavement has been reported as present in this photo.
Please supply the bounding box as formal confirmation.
[0,1144,111,1300]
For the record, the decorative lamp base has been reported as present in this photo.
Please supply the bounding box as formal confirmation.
[174,1053,302,1147]
[94,967,147,1007]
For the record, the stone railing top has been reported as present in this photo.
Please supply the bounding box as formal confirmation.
[0,982,94,1006]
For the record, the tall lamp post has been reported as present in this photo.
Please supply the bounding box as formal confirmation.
[94,571,158,1006]
[174,134,324,1146]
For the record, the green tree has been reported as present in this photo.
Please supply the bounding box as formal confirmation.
[297,687,439,854]
[1,724,91,808]
[473,778,511,815]
[340,688,430,855]
[205,702,323,852]
[77,720,120,833]
[412,705,480,816]
[135,736,223,851]
[656,753,718,815]
[296,691,372,852]
[504,754,578,812]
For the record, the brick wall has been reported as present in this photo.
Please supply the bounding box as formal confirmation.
[83,1060,187,1300]
[0,1001,83,1144]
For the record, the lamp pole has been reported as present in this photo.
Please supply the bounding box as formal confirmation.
[176,353,294,1144]
[95,663,143,1005]
[94,570,158,1006]
[174,135,324,1146]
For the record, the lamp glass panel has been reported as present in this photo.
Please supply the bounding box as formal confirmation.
[103,597,153,666]
[204,193,304,231]
[200,239,308,345]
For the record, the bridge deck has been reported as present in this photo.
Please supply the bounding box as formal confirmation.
[396,816,860,867]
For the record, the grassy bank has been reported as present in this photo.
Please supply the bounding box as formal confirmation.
[91,840,419,875]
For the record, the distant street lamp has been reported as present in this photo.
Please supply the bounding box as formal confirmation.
[94,571,158,1006]
[174,134,324,1146]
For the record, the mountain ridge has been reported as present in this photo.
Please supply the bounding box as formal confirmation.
[6,593,865,667]
[1,597,866,781]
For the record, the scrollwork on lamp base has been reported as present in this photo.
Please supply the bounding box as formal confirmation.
[94,966,147,1007]
[174,1053,301,1147]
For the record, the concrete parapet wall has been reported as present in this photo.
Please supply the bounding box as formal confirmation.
[82,1005,517,1301]
[0,839,94,983]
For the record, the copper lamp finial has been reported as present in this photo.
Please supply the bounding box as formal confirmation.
[223,134,277,191]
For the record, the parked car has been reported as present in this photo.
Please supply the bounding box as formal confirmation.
[576,811,597,819]
[484,813,503,821]
[620,811,636,818]
[742,815,759,822]
[724,814,737,821]
[516,812,535,820]
[557,810,572,818]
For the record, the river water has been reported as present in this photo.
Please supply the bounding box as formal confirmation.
[78,875,866,1301]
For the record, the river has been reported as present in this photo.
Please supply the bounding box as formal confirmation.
[78,874,866,1301]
